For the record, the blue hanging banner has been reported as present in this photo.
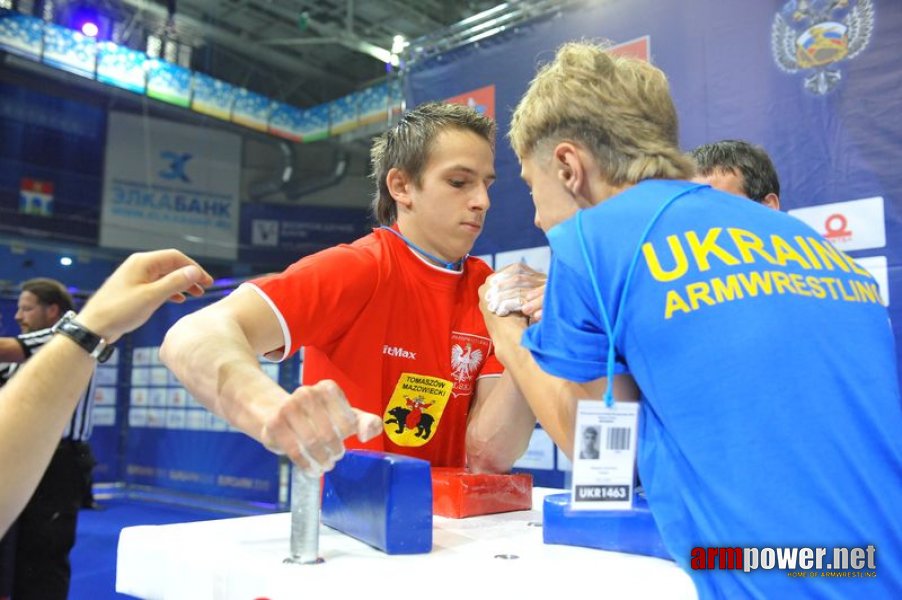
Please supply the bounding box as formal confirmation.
[239,202,371,267]
[123,295,282,504]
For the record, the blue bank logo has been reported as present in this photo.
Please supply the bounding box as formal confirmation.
[772,0,874,95]
[159,151,193,183]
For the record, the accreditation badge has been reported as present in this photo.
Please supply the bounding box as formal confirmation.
[570,400,639,511]
[382,372,453,447]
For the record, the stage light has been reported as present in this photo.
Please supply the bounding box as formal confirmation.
[68,4,113,41]
[391,35,407,55]
[80,21,99,37]
[60,256,73,267]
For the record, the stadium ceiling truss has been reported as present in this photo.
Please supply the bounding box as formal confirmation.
[101,0,583,106]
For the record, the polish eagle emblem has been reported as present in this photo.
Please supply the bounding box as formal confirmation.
[451,342,483,383]
[771,0,874,95]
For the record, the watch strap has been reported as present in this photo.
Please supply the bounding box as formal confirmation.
[52,310,114,363]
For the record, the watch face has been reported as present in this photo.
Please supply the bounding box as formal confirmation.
[52,310,78,333]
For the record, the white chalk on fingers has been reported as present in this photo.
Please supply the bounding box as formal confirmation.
[486,286,524,316]
[296,442,325,477]
[484,273,521,316]
[356,411,383,442]
[495,296,524,316]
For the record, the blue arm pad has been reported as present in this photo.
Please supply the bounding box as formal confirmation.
[322,450,433,554]
[542,492,672,560]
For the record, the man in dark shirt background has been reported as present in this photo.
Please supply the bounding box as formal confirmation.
[0,278,97,600]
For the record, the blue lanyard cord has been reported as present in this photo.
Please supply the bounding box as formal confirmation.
[577,184,705,407]
[380,226,467,271]
[576,210,615,405]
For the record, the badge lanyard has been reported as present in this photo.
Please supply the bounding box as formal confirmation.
[569,184,702,511]
[380,225,466,271]
[575,184,704,406]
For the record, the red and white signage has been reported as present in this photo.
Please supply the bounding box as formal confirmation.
[445,84,495,120]
[19,178,54,216]
[609,35,651,61]
[788,196,885,252]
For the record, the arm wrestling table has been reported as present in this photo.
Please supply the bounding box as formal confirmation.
[116,488,697,600]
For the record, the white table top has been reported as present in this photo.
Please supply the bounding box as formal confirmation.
[116,489,697,600]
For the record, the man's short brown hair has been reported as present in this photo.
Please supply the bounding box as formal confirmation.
[370,102,496,225]
[21,278,73,315]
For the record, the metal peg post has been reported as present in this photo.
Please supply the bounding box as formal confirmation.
[284,466,324,565]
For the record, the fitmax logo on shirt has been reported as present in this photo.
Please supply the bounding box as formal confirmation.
[383,345,416,360]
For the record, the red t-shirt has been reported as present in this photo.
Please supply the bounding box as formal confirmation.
[247,227,502,467]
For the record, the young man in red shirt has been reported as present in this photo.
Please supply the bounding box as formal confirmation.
[161,102,536,475]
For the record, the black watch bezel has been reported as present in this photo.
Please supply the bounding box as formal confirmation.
[52,310,114,363]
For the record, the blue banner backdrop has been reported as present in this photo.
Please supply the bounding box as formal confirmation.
[3,290,292,503]
[123,292,284,504]
[0,81,105,244]
[406,0,902,483]
[239,202,371,267]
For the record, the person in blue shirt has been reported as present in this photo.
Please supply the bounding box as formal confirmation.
[480,41,902,599]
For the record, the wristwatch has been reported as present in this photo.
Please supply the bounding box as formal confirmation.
[52,310,115,363]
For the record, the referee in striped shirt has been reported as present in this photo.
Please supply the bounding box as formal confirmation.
[0,278,97,600]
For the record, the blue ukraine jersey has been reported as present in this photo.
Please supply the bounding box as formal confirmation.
[524,180,902,599]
